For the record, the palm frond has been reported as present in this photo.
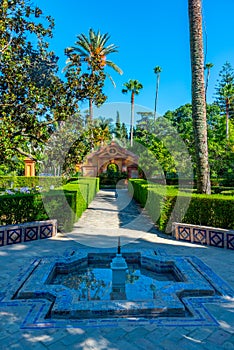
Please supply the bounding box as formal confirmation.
[106,71,116,87]
[105,60,123,75]
[102,44,118,55]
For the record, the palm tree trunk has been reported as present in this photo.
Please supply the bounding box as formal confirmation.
[89,98,93,120]
[188,0,211,194]
[130,92,134,147]
[154,74,160,122]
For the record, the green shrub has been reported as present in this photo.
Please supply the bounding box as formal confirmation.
[99,172,127,188]
[129,179,234,234]
[0,177,99,232]
[0,176,65,191]
[64,177,99,205]
[42,191,76,232]
[0,191,76,232]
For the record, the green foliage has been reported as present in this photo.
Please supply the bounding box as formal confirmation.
[0,191,75,231]
[0,176,65,190]
[163,103,234,180]
[99,171,127,188]
[129,179,234,233]
[1,4,123,175]
[64,28,123,119]
[215,61,234,119]
[0,1,77,164]
[0,193,44,225]
[0,177,99,231]
[64,177,99,211]
[135,115,193,179]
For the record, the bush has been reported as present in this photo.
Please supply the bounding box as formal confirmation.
[0,176,66,191]
[0,177,99,232]
[65,177,99,204]
[99,172,127,188]
[0,191,76,232]
[129,179,234,234]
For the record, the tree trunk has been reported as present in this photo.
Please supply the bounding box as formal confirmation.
[154,74,160,122]
[130,92,135,147]
[188,0,211,194]
[89,98,93,120]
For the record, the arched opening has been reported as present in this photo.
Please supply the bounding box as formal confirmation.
[107,163,119,173]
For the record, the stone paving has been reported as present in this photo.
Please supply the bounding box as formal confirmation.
[0,189,234,349]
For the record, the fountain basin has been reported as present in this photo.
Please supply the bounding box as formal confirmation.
[15,249,215,320]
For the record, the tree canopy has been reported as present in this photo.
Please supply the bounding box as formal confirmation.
[0,0,77,165]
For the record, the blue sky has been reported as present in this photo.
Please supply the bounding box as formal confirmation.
[38,0,234,121]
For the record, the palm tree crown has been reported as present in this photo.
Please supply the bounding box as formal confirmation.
[65,28,123,121]
[66,28,123,84]
[122,79,143,96]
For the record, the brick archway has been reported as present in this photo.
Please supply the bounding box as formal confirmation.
[80,141,139,178]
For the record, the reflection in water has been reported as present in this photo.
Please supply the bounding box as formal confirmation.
[51,264,176,301]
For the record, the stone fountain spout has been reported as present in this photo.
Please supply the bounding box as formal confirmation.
[110,237,128,300]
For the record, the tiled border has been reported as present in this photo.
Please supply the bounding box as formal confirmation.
[0,220,57,246]
[173,222,234,250]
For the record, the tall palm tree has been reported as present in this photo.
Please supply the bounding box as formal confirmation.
[188,0,211,194]
[66,28,123,119]
[204,62,214,100]
[122,79,143,146]
[153,66,162,122]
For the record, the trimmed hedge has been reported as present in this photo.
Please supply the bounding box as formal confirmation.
[63,177,99,221]
[0,176,65,191]
[129,179,234,234]
[0,177,99,232]
[0,191,76,232]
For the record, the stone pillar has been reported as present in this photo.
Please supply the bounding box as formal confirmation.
[110,253,128,300]
[24,158,36,177]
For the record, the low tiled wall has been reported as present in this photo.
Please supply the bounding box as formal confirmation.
[0,220,57,247]
[172,222,234,250]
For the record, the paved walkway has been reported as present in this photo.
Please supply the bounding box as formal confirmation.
[0,189,234,349]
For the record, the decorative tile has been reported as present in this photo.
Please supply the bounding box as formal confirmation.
[1,251,233,329]
[227,233,234,250]
[209,231,224,248]
[40,225,53,239]
[193,228,207,245]
[0,230,4,246]
[178,226,191,241]
[24,227,38,242]
[7,228,22,245]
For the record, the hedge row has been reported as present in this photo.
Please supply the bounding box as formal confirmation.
[0,176,65,191]
[129,179,234,233]
[0,177,99,232]
[63,177,99,220]
[163,177,234,187]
